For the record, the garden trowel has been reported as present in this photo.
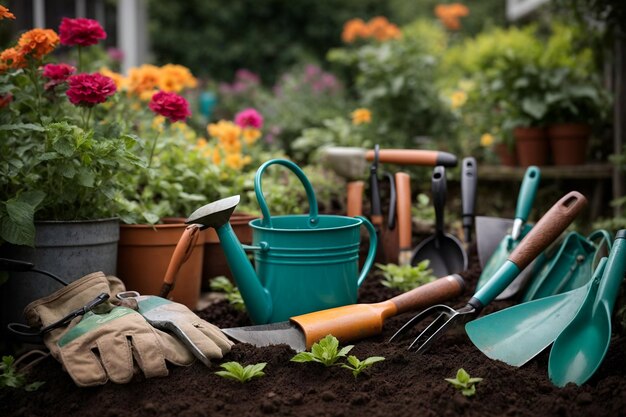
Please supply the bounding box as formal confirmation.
[221,274,466,351]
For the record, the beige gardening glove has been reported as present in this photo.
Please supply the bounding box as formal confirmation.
[24,272,195,387]
[127,295,234,366]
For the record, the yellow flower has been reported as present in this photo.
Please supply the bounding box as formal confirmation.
[450,90,467,109]
[351,108,372,125]
[225,153,251,170]
[242,128,261,145]
[196,138,208,148]
[208,120,242,153]
[480,133,495,147]
[127,64,161,98]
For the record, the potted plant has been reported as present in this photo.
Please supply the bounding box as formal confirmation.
[543,67,610,165]
[0,15,142,325]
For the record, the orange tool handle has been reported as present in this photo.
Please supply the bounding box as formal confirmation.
[395,172,412,265]
[365,149,457,167]
[346,181,364,217]
[159,224,201,298]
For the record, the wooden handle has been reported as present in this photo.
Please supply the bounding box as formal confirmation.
[395,173,412,250]
[346,181,364,217]
[162,225,200,287]
[366,149,437,165]
[509,191,587,270]
[389,274,465,314]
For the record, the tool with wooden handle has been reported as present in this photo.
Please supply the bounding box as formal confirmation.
[364,149,457,167]
[159,224,201,298]
[221,274,465,351]
[346,181,365,217]
[395,172,412,265]
[390,191,587,353]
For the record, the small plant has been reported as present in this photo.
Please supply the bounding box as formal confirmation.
[209,276,245,311]
[341,355,385,378]
[215,361,266,383]
[377,261,437,292]
[445,368,483,397]
[291,334,353,367]
[0,356,45,391]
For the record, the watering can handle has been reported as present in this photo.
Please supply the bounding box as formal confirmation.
[356,216,378,287]
[254,159,319,228]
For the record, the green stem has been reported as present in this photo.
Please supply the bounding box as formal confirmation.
[77,46,83,73]
[147,130,161,169]
[85,107,93,130]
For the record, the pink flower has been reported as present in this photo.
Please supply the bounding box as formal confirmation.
[66,73,116,106]
[42,63,76,90]
[149,91,191,122]
[106,47,124,62]
[235,108,263,129]
[59,17,106,47]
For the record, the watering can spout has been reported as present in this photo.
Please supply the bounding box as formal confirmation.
[186,196,273,324]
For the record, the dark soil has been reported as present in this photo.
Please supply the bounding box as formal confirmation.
[2,246,626,417]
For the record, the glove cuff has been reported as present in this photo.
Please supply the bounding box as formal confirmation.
[23,271,112,328]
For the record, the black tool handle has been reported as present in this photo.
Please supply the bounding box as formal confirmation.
[383,172,397,230]
[370,145,382,228]
[461,157,477,243]
[432,166,446,240]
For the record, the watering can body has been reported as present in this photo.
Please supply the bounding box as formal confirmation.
[210,159,378,324]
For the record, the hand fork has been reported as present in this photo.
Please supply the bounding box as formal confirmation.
[389,191,587,353]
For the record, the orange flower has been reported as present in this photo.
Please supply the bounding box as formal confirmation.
[434,4,469,31]
[351,108,372,125]
[368,17,401,41]
[100,67,127,90]
[0,5,15,20]
[341,18,370,43]
[242,128,261,145]
[127,64,161,99]
[0,47,26,69]
[158,64,197,92]
[17,28,59,60]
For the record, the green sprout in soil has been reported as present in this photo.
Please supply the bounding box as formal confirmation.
[210,276,245,311]
[341,355,385,378]
[291,334,353,367]
[215,361,266,383]
[0,356,45,391]
[445,368,483,397]
[377,260,436,292]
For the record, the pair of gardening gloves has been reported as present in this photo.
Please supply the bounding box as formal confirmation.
[23,272,233,387]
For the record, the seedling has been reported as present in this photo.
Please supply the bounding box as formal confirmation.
[445,368,483,397]
[215,361,266,383]
[377,261,436,292]
[0,356,45,391]
[341,355,385,378]
[210,276,245,311]
[291,334,353,367]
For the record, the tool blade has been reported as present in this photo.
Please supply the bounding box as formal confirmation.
[222,321,307,352]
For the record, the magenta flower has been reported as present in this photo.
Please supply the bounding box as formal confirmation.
[235,108,263,129]
[42,63,76,90]
[149,91,191,123]
[59,17,106,47]
[66,73,116,106]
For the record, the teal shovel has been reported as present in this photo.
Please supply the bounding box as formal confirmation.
[548,229,626,386]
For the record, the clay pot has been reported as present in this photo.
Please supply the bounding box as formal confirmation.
[514,127,549,167]
[548,123,591,166]
[202,212,256,289]
[494,143,518,167]
[117,220,204,309]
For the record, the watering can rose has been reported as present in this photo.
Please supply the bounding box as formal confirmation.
[149,91,191,122]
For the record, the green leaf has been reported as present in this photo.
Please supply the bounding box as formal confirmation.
[347,355,360,367]
[337,345,354,357]
[456,368,470,383]
[18,191,45,209]
[521,98,547,120]
[76,168,95,188]
[52,136,74,157]
[0,123,45,132]
[24,381,45,391]
[361,356,385,366]
[290,352,315,363]
[1,200,36,246]
[462,385,476,397]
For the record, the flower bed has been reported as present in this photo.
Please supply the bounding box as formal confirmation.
[2,248,626,417]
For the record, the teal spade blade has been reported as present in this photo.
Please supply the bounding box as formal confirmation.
[466,274,602,367]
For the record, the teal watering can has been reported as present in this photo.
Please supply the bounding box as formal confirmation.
[187,159,378,324]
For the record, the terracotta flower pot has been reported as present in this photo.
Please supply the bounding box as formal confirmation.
[548,123,591,166]
[494,143,518,167]
[202,212,257,289]
[514,127,549,167]
[117,221,204,310]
